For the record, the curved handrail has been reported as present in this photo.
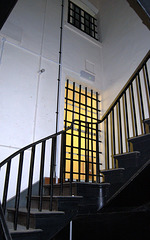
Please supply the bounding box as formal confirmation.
[0,119,100,168]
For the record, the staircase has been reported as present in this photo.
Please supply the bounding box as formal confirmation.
[0,51,149,240]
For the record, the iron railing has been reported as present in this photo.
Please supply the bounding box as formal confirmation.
[0,202,12,240]
[99,50,150,170]
[0,50,149,233]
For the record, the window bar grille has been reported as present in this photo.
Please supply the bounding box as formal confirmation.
[96,92,100,182]
[91,90,94,182]
[68,1,98,40]
[78,85,81,182]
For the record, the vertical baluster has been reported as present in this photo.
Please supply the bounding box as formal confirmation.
[96,92,100,183]
[131,82,138,136]
[26,146,35,229]
[129,85,136,137]
[60,132,66,195]
[144,63,150,99]
[14,152,24,230]
[110,110,115,168]
[137,73,146,133]
[2,159,12,214]
[143,66,150,117]
[136,76,144,134]
[122,94,129,152]
[38,141,46,211]
[118,100,123,153]
[124,92,130,151]
[50,136,56,210]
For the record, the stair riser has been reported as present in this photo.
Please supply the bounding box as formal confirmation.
[11,231,42,240]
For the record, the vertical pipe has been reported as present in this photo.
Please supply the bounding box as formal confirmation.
[56,0,64,133]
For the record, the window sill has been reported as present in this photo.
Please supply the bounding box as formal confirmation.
[64,22,102,48]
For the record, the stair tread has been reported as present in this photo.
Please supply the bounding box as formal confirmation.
[7,208,65,215]
[44,182,110,187]
[114,151,140,158]
[101,168,125,173]
[128,133,150,142]
[10,228,43,233]
[31,195,83,199]
[143,118,150,124]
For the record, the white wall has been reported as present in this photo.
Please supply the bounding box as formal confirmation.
[0,0,103,199]
[99,0,150,114]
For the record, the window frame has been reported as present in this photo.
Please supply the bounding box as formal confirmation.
[68,1,98,40]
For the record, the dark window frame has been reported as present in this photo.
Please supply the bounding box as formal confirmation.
[68,1,98,40]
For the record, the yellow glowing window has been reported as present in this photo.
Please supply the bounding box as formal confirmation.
[64,80,101,182]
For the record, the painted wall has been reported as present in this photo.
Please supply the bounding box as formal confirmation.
[99,0,150,114]
[0,0,102,199]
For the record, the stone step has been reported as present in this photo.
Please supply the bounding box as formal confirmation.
[10,228,42,240]
[101,168,125,198]
[43,182,110,211]
[7,208,65,240]
[143,118,150,133]
[128,133,150,162]
[30,196,82,214]
[114,151,141,168]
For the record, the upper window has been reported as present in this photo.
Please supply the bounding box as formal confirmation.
[68,1,98,40]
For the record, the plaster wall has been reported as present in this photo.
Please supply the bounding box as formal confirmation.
[99,0,150,114]
[0,0,102,199]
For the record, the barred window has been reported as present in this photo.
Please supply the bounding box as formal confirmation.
[68,1,98,40]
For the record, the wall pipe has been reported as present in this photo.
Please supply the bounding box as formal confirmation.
[56,0,64,133]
